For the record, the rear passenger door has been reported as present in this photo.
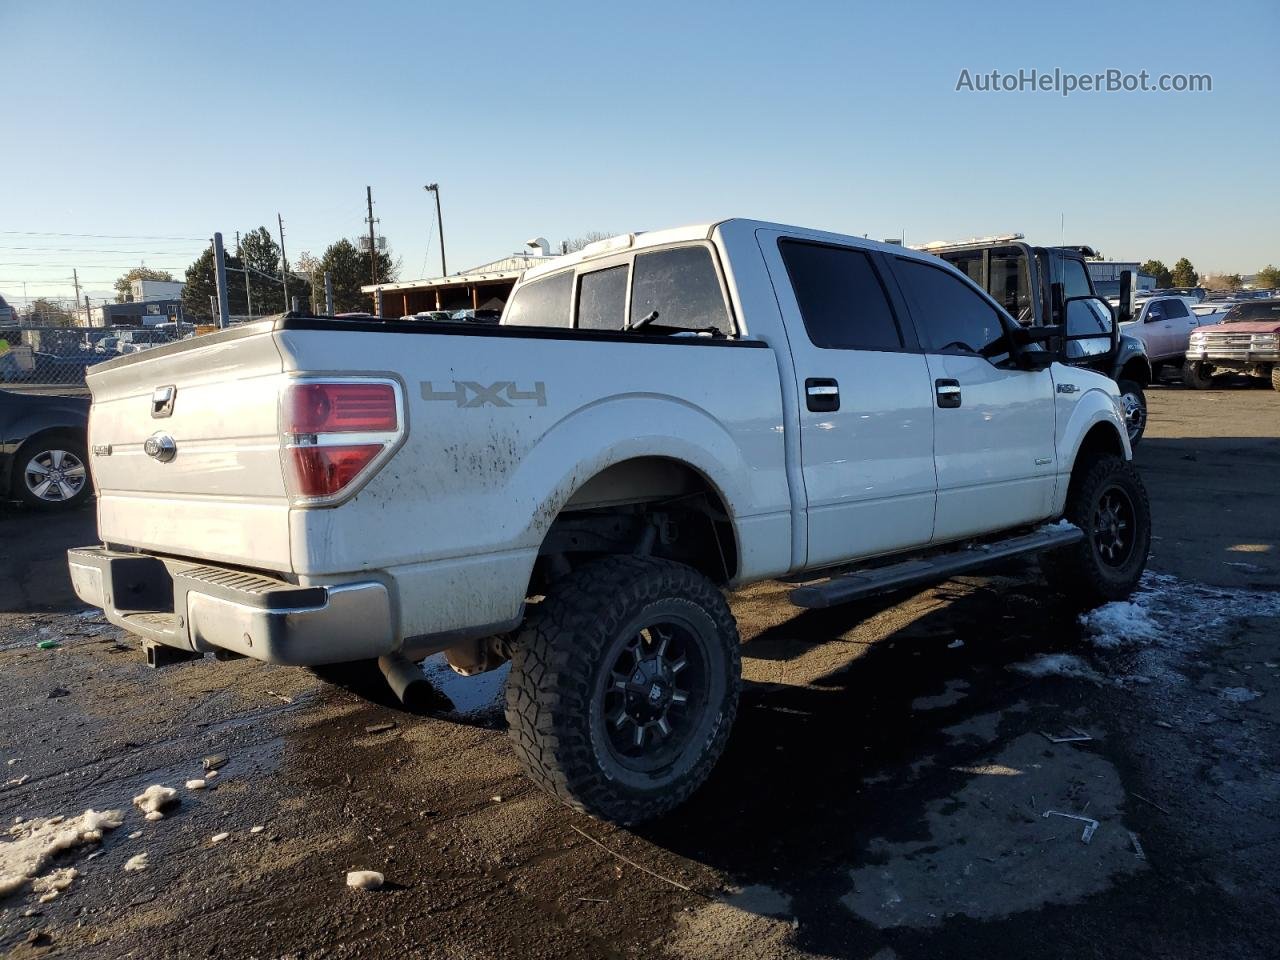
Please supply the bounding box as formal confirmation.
[762,236,937,569]
[889,255,1057,542]
[1159,297,1198,357]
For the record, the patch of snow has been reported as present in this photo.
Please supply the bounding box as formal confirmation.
[1009,653,1102,683]
[0,808,123,898]
[347,869,384,890]
[418,654,510,721]
[144,811,164,822]
[210,832,229,844]
[123,853,148,872]
[1079,600,1160,648]
[250,825,265,834]
[1219,687,1262,703]
[132,785,179,815]
[185,779,207,790]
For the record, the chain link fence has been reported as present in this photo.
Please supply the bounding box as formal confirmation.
[0,325,144,390]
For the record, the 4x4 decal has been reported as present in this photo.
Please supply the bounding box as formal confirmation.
[421,380,547,408]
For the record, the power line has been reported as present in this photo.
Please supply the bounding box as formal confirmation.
[0,262,189,270]
[0,245,206,255]
[0,230,207,241]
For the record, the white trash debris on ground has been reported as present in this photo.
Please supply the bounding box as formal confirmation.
[346,870,385,891]
[0,808,124,897]
[123,853,149,872]
[185,779,207,790]
[132,785,179,816]
[210,832,230,844]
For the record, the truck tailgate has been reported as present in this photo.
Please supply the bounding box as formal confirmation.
[86,324,294,572]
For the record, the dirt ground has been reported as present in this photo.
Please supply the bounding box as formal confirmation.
[1,382,1277,960]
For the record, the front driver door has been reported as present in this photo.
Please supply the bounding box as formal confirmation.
[889,255,1057,543]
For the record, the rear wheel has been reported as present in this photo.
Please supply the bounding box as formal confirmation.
[1116,380,1147,447]
[1271,366,1280,391]
[14,436,91,511]
[1182,360,1215,390]
[505,556,740,823]
[1042,455,1151,607]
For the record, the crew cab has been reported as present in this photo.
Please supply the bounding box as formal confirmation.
[1184,299,1280,389]
[67,220,1150,823]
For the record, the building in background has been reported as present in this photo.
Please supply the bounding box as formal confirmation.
[95,298,184,327]
[130,278,185,302]
[362,249,556,317]
[1087,260,1155,297]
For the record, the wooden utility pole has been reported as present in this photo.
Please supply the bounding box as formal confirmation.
[72,269,82,325]
[366,185,379,285]
[424,183,446,276]
[277,213,289,311]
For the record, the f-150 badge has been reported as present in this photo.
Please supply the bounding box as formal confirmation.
[421,381,547,408]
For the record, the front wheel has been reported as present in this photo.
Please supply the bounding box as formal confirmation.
[505,556,741,824]
[1042,455,1151,608]
[1182,360,1215,390]
[1116,380,1147,447]
[1271,366,1280,391]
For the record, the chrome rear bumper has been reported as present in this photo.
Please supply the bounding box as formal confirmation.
[67,546,395,665]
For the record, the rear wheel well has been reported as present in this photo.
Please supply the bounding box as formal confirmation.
[11,428,85,483]
[529,458,738,594]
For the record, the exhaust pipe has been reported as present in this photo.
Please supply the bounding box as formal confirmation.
[377,654,437,711]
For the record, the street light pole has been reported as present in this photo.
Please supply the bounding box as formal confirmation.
[424,183,446,277]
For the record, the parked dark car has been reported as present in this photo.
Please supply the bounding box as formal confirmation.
[0,389,92,510]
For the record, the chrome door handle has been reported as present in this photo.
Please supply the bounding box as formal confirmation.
[805,378,840,412]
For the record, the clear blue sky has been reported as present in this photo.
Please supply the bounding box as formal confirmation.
[2,0,1276,305]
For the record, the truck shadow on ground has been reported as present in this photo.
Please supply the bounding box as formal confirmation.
[629,569,1221,958]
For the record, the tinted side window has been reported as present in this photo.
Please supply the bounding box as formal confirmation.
[1163,298,1189,319]
[895,258,1009,359]
[504,271,573,327]
[576,265,628,330]
[630,246,731,334]
[779,241,903,351]
[1060,258,1093,299]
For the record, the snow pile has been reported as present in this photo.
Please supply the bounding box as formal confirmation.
[0,808,123,897]
[32,866,78,902]
[346,869,384,890]
[418,654,510,722]
[1079,600,1160,648]
[132,785,179,816]
[1009,653,1102,683]
[123,853,149,872]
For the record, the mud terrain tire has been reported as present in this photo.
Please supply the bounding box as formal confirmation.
[506,556,740,823]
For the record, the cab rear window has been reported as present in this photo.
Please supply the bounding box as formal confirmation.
[504,271,573,327]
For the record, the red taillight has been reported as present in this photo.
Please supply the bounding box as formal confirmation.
[286,444,383,498]
[287,382,397,434]
[282,380,401,503]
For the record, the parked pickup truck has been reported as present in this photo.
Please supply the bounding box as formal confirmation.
[923,236,1153,445]
[1184,299,1280,390]
[67,220,1151,823]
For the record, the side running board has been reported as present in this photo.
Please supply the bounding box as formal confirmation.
[788,525,1084,610]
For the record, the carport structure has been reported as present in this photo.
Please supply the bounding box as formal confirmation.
[362,254,553,317]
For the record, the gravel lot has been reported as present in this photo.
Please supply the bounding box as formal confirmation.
[1,384,1277,959]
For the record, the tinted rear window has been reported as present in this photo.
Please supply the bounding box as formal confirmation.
[504,271,573,327]
[630,246,731,334]
[1162,298,1190,319]
[780,241,903,350]
[576,265,629,330]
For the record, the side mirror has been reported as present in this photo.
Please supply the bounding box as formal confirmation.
[1063,295,1118,365]
[1117,271,1135,324]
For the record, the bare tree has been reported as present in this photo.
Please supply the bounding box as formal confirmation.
[559,231,614,255]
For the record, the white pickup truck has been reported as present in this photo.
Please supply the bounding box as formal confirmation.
[68,219,1150,823]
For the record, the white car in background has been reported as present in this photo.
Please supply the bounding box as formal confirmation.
[1118,294,1213,376]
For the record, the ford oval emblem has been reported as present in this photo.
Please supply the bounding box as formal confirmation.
[143,433,177,463]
